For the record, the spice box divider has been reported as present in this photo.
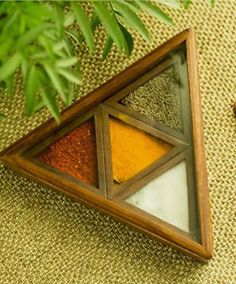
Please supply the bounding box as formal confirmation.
[113,148,200,242]
[104,55,188,143]
[101,104,188,199]
[24,106,107,196]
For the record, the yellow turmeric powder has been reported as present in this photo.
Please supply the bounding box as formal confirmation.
[109,117,172,183]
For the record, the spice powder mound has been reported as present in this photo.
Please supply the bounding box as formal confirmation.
[38,119,98,187]
[109,117,172,184]
[121,67,183,132]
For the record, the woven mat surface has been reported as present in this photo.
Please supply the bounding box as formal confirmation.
[0,1,236,283]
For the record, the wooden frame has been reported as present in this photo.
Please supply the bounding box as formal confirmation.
[0,28,213,262]
[101,104,188,199]
[114,148,200,242]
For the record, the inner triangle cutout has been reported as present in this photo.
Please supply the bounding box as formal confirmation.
[126,160,189,233]
[37,118,98,187]
[120,66,183,132]
[109,116,172,184]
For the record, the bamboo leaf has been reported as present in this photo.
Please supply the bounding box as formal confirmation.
[64,11,75,27]
[71,2,95,52]
[65,31,83,45]
[41,89,61,124]
[122,1,141,13]
[102,36,113,59]
[125,1,141,10]
[43,63,67,104]
[24,65,38,116]
[15,23,52,49]
[5,74,14,97]
[112,1,149,41]
[2,10,20,33]
[93,2,127,52]
[120,25,134,56]
[54,3,64,37]
[0,113,6,121]
[90,11,101,33]
[0,37,13,58]
[208,0,215,7]
[32,98,45,114]
[138,1,174,25]
[0,52,22,81]
[56,57,78,68]
[155,0,180,9]
[183,0,192,9]
[57,68,82,85]
[67,82,74,105]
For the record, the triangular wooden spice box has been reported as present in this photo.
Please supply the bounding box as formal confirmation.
[0,28,213,262]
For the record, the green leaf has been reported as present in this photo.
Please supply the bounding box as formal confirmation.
[67,82,74,105]
[90,11,101,33]
[52,41,67,54]
[56,57,78,68]
[120,25,134,56]
[54,3,64,37]
[71,2,95,52]
[32,98,45,114]
[38,35,54,59]
[0,37,13,58]
[57,68,82,85]
[208,0,215,7]
[93,2,127,52]
[2,10,20,33]
[65,31,83,45]
[15,23,52,49]
[0,52,22,81]
[21,59,28,80]
[125,1,141,11]
[102,36,113,60]
[64,37,74,57]
[155,0,180,9]
[43,63,67,104]
[41,89,61,124]
[183,0,192,9]
[122,1,141,13]
[24,65,38,116]
[112,1,149,41]
[64,11,75,27]
[138,1,174,25]
[0,113,6,121]
[5,74,14,97]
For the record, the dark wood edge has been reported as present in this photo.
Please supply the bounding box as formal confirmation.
[173,48,193,145]
[101,105,114,197]
[185,148,200,242]
[186,28,213,258]
[94,105,107,197]
[24,107,97,157]
[1,154,211,262]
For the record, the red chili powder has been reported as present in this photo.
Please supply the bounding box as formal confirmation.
[38,119,98,187]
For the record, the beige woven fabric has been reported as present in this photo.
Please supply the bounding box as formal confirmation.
[0,1,235,283]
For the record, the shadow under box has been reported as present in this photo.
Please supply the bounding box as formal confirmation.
[0,29,212,262]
